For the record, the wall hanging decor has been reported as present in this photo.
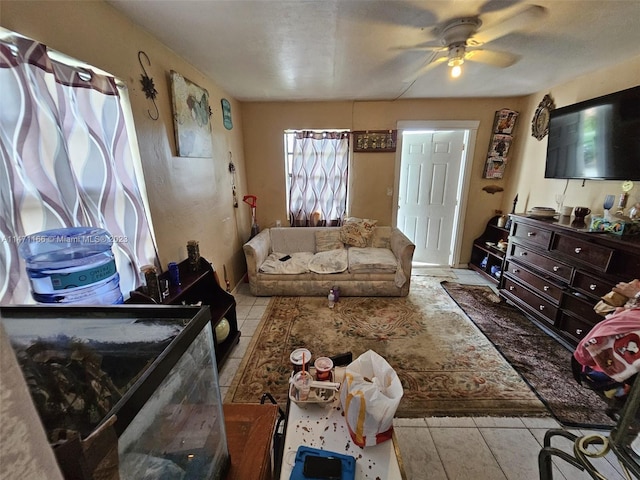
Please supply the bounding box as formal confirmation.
[170,71,212,157]
[531,93,555,140]
[221,98,233,130]
[138,51,159,120]
[483,108,519,179]
[352,130,397,152]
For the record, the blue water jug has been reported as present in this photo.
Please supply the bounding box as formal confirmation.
[18,227,123,304]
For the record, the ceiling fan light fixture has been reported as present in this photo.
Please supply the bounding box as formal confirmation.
[447,44,465,78]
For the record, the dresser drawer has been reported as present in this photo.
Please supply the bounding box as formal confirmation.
[551,234,614,272]
[511,222,552,249]
[502,277,559,324]
[572,271,615,299]
[504,261,563,303]
[509,244,572,282]
[561,292,602,326]
[557,312,595,344]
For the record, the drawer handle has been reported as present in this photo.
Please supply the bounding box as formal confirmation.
[520,252,527,256]
[509,286,515,291]
[513,268,520,273]
[589,284,597,291]
[539,305,545,311]
[543,285,550,291]
[576,329,583,335]
[574,247,582,254]
[553,266,559,272]
[527,232,536,237]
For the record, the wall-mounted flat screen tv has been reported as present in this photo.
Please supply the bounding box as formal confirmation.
[544,85,640,181]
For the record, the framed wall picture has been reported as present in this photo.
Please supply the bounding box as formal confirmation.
[170,71,212,157]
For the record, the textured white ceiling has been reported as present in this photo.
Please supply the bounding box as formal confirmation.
[107,0,640,101]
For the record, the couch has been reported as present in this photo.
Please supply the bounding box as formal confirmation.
[243,224,415,297]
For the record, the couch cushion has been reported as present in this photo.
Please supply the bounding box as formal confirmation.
[259,252,314,274]
[348,247,397,273]
[368,226,392,249]
[339,218,377,247]
[308,249,348,274]
[315,230,345,252]
[270,228,317,253]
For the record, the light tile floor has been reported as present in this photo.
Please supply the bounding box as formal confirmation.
[220,269,630,480]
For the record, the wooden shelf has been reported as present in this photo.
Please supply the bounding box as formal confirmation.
[352,130,397,152]
[469,215,509,283]
[127,257,240,369]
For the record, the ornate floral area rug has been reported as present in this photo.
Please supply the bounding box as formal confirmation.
[441,281,616,428]
[226,276,548,418]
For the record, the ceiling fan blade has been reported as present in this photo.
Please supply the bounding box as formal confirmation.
[396,40,444,51]
[404,53,447,82]
[471,4,547,45]
[465,49,520,68]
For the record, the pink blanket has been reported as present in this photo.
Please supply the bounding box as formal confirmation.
[573,307,640,382]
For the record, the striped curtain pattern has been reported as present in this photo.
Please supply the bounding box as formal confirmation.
[0,33,158,304]
[289,131,349,227]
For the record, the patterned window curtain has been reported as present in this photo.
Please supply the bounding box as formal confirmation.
[0,32,158,304]
[289,131,349,227]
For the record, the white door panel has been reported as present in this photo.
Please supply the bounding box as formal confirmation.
[397,130,465,265]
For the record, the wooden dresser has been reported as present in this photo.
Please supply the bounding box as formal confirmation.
[500,214,640,347]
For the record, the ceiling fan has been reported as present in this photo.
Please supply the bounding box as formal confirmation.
[407,4,548,80]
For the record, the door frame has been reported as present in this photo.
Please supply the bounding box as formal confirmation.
[392,120,479,267]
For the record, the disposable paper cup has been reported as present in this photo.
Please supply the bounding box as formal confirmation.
[314,356,333,381]
[290,348,311,372]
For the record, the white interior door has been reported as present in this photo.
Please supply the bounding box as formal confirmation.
[396,130,465,265]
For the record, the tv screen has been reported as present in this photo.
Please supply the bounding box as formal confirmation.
[544,85,640,181]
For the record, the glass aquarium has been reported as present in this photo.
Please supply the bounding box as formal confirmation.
[0,304,230,480]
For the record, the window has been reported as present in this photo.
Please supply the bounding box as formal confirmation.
[0,28,157,304]
[284,130,350,227]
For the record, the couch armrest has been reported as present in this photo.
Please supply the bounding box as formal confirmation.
[243,229,271,290]
[390,228,415,279]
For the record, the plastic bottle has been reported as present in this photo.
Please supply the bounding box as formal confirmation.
[18,227,123,304]
[328,289,335,309]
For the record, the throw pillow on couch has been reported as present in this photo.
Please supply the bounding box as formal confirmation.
[339,218,377,247]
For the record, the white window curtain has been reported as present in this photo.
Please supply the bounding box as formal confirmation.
[0,31,158,304]
[289,131,349,227]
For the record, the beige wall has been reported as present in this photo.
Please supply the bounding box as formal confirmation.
[242,97,528,264]
[507,56,640,219]
[242,64,640,266]
[1,0,252,289]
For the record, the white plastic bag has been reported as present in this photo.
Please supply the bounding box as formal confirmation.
[339,350,403,447]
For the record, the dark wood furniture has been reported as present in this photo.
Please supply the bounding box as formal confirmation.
[127,257,241,369]
[500,214,640,347]
[469,214,510,285]
[223,403,279,480]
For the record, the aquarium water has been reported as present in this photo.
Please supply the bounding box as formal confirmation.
[18,227,124,304]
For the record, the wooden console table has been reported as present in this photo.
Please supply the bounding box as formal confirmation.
[127,257,241,369]
[500,214,640,347]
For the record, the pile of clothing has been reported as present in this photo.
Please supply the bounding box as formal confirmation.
[572,289,640,418]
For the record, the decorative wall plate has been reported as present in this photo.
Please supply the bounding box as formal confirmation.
[531,93,555,140]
